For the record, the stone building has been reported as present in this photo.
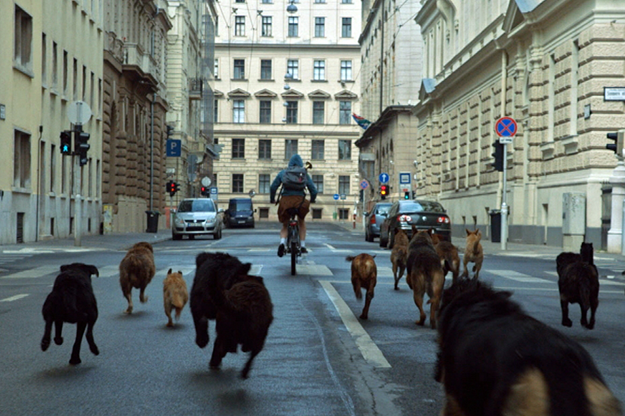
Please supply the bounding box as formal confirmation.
[413,0,625,250]
[212,0,362,222]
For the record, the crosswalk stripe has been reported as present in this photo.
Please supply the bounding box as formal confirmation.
[98,265,118,278]
[490,270,550,283]
[1,265,59,279]
[0,294,29,302]
[294,264,333,276]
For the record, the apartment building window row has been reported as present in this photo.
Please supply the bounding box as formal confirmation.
[233,173,342,196]
[223,98,353,125]
[225,138,352,163]
[219,58,354,82]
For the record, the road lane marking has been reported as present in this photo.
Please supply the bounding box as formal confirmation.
[98,265,119,278]
[0,294,29,302]
[296,265,333,276]
[491,270,550,283]
[1,265,59,279]
[319,280,391,369]
[544,270,625,286]
[324,243,336,249]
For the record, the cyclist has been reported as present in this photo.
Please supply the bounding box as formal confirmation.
[270,154,318,257]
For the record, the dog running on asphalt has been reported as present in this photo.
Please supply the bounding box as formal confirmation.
[435,278,621,416]
[206,263,273,379]
[391,229,409,290]
[163,269,188,327]
[346,253,378,319]
[406,227,445,329]
[119,241,156,314]
[461,228,483,280]
[41,263,100,365]
[431,231,460,285]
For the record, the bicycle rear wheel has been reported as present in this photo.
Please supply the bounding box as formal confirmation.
[290,241,297,275]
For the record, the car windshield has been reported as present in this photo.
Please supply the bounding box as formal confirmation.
[402,201,445,213]
[178,200,215,213]
[233,201,252,211]
[376,205,391,214]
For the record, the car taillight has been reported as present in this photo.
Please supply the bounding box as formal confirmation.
[370,215,376,224]
[437,216,450,224]
[398,214,412,223]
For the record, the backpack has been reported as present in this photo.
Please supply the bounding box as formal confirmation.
[281,165,307,191]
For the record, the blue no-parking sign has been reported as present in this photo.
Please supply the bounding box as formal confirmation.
[495,117,517,137]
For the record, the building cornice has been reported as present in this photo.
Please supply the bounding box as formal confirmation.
[355,105,413,147]
[214,43,360,51]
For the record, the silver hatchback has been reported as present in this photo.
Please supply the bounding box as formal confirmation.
[172,198,224,240]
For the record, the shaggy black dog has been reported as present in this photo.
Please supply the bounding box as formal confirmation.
[435,279,621,416]
[41,263,100,365]
[190,252,251,349]
[207,272,273,379]
[556,242,599,329]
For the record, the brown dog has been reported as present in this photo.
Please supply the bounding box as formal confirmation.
[431,232,460,284]
[461,228,483,280]
[391,229,409,290]
[163,269,189,327]
[119,241,156,314]
[406,227,445,329]
[346,254,378,319]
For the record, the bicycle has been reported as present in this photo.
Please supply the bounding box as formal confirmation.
[284,207,301,276]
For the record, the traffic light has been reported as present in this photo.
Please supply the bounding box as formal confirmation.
[166,125,174,139]
[404,191,410,200]
[167,180,177,197]
[200,186,209,197]
[380,184,388,200]
[75,131,90,166]
[60,131,72,155]
[491,141,504,172]
[606,130,624,156]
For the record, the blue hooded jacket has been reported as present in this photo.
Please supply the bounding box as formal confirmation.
[270,155,318,201]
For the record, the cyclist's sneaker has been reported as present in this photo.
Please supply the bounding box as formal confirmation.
[277,244,285,257]
[300,247,308,254]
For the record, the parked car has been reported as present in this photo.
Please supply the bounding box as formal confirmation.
[364,202,393,242]
[379,199,451,248]
[224,197,256,228]
[172,198,224,240]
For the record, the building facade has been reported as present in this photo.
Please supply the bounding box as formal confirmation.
[413,0,625,249]
[212,0,362,222]
[0,0,103,244]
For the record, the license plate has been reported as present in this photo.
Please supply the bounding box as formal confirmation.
[238,220,245,224]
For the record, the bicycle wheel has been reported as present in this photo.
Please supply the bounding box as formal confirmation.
[290,224,299,275]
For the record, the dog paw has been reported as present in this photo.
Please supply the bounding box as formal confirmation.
[69,357,82,365]
[124,308,133,314]
[54,337,63,345]
[90,345,99,355]
[359,314,368,320]
[562,318,573,327]
[140,296,148,303]
[41,338,50,351]
[196,335,209,349]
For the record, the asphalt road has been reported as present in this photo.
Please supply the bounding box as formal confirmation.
[1,222,625,415]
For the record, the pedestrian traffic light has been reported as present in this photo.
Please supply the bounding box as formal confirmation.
[60,130,72,155]
[490,141,504,172]
[606,130,624,156]
[167,180,177,197]
[166,125,174,139]
[404,191,410,200]
[75,131,90,166]
[380,184,388,200]
[200,186,209,197]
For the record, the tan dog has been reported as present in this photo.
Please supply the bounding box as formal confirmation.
[461,228,483,280]
[163,269,189,327]
[406,227,445,329]
[431,232,461,284]
[119,242,156,314]
[346,254,377,319]
[391,229,409,290]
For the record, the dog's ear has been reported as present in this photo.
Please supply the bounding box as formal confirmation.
[167,268,172,275]
[241,263,252,275]
[60,264,70,272]
[466,229,471,236]
[89,265,99,277]
[178,271,182,275]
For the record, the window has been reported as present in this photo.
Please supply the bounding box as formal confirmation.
[232,174,244,193]
[52,42,58,88]
[233,100,245,123]
[232,138,245,158]
[339,140,352,160]
[82,65,87,101]
[339,101,351,125]
[342,0,352,3]
[262,0,273,3]
[259,139,272,159]
[313,102,325,125]
[41,33,47,85]
[63,50,68,94]
[286,101,298,124]
[338,175,350,194]
[341,18,352,38]
[313,60,325,80]
[314,0,326,3]
[235,0,245,3]
[214,58,219,78]
[233,59,245,79]
[14,6,33,72]
[287,59,299,79]
[288,16,298,37]
[313,174,324,193]
[259,100,272,124]
[260,59,272,79]
[315,17,325,37]
[50,144,56,192]
[340,60,352,81]
[73,58,78,100]
[259,174,270,193]
[338,208,349,220]
[235,16,245,36]
[214,99,218,122]
[285,139,298,159]
[262,16,272,37]
[312,140,324,159]
[14,130,31,189]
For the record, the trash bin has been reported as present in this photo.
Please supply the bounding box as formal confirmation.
[146,210,160,233]
[489,210,501,243]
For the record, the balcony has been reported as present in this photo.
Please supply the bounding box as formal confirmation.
[122,43,159,87]
[189,78,203,100]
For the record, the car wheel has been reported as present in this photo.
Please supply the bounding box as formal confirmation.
[379,232,387,248]
[172,233,182,241]
[366,230,373,242]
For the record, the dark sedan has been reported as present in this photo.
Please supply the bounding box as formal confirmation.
[379,200,451,248]
[364,202,393,242]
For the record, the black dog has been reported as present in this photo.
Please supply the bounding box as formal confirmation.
[41,263,100,365]
[435,279,621,416]
[556,242,599,329]
[208,272,273,379]
[190,252,251,349]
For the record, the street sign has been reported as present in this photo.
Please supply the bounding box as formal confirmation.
[495,117,517,137]
[166,139,182,157]
[333,194,340,200]
[499,137,513,144]
[359,180,369,190]
[209,187,218,199]
[67,101,92,125]
[201,176,212,187]
[340,194,346,200]
[399,172,411,185]
[379,173,389,184]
